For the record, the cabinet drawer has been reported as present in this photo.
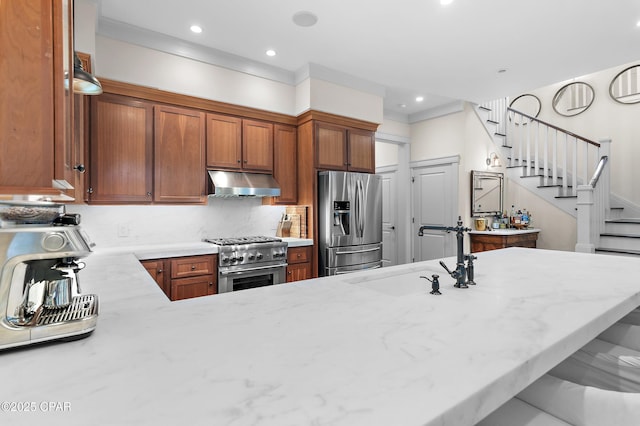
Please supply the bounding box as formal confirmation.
[287,246,311,264]
[170,255,215,278]
[171,275,216,301]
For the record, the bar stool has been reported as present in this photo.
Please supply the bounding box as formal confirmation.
[475,397,571,425]
[549,338,640,393]
[517,374,640,426]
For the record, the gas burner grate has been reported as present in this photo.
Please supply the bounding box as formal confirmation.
[37,294,98,326]
[205,236,282,246]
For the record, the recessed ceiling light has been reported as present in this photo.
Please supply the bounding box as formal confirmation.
[416,96,424,102]
[265,49,276,57]
[190,25,202,34]
[636,20,640,27]
[398,103,407,108]
[498,69,507,73]
[440,0,454,5]
[292,11,318,27]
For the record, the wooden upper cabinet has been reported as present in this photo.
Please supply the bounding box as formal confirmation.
[347,129,375,173]
[206,113,242,170]
[315,122,375,173]
[242,119,273,172]
[154,105,206,203]
[206,114,273,173]
[89,94,154,203]
[270,124,297,204]
[0,0,71,194]
[316,122,348,171]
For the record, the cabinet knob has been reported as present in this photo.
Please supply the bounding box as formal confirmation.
[297,253,301,258]
[237,159,241,163]
[191,265,196,270]
[158,269,163,273]
[146,192,152,197]
[73,164,86,173]
[243,160,247,163]
[209,282,213,286]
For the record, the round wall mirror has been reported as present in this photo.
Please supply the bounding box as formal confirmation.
[552,82,594,116]
[609,64,640,104]
[508,94,541,124]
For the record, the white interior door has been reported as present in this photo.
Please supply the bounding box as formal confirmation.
[378,169,398,267]
[412,159,458,262]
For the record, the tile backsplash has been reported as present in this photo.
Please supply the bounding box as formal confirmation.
[67,198,286,249]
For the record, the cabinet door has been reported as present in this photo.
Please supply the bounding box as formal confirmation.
[53,0,75,191]
[171,275,216,301]
[287,263,311,282]
[141,259,170,298]
[348,129,375,173]
[154,105,206,203]
[242,120,273,172]
[0,0,56,192]
[206,113,242,170]
[271,124,297,204]
[89,94,153,203]
[316,122,348,171]
[287,246,311,264]
[170,255,215,279]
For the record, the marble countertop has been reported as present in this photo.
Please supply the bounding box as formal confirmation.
[2,248,640,425]
[469,228,540,235]
[93,238,313,260]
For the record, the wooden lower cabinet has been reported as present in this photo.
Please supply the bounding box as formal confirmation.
[141,259,170,297]
[470,231,539,253]
[141,254,217,301]
[287,246,312,282]
[171,276,216,301]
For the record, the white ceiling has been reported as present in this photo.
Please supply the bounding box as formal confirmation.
[95,0,640,121]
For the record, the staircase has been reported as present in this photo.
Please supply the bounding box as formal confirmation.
[596,219,640,256]
[474,99,640,257]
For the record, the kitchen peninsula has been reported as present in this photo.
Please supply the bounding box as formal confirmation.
[2,247,640,426]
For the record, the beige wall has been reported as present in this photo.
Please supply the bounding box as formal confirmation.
[95,36,297,115]
[410,103,492,230]
[94,37,384,123]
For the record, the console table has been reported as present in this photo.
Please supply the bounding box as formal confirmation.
[469,228,540,252]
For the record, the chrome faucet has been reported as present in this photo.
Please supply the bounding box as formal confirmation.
[418,216,472,288]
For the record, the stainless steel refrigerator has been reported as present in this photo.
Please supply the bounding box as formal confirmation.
[318,171,383,276]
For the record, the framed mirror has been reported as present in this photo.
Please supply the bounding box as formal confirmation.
[470,170,503,217]
[552,82,594,116]
[509,94,541,124]
[609,64,640,104]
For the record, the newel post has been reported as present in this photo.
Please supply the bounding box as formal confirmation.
[575,185,595,253]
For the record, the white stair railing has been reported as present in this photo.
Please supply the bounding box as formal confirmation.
[506,108,601,196]
[576,151,611,253]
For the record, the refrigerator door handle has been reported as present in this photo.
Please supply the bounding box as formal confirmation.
[336,247,381,255]
[357,179,365,237]
[354,179,361,238]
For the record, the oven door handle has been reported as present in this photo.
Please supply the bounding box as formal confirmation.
[219,264,288,275]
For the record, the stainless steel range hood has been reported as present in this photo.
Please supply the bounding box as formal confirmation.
[207,171,281,197]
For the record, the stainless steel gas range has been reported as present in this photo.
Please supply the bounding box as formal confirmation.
[204,236,288,293]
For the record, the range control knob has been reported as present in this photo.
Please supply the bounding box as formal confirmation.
[248,254,255,260]
[256,253,263,260]
[42,232,67,252]
[221,256,230,263]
